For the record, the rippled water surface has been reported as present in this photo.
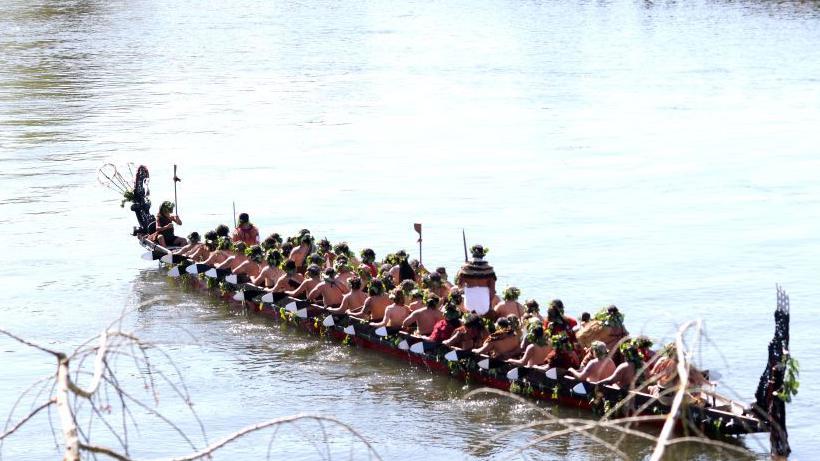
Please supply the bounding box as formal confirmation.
[1,0,819,459]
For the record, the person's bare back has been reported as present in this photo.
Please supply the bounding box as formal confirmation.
[403,307,443,336]
[493,300,524,318]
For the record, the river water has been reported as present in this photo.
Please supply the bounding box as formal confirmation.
[1,0,818,459]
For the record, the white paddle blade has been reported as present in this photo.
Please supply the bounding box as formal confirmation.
[322,315,335,327]
[545,368,558,380]
[478,358,490,370]
[168,267,180,277]
[375,326,388,337]
[572,382,587,395]
[285,302,298,313]
[232,292,244,302]
[506,368,520,381]
[225,274,238,284]
[444,350,459,362]
[205,268,217,278]
[186,264,199,274]
[343,325,356,335]
[160,254,173,264]
[261,292,274,303]
[398,340,410,351]
[296,308,308,319]
[410,342,425,354]
[141,252,154,260]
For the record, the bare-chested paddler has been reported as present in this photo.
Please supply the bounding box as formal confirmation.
[184,232,213,262]
[307,268,347,307]
[407,289,425,311]
[402,295,443,336]
[173,231,200,256]
[288,234,312,272]
[252,249,285,288]
[508,325,551,367]
[216,241,248,272]
[568,341,616,382]
[287,264,322,298]
[494,286,525,318]
[334,257,355,289]
[202,237,233,266]
[328,276,367,314]
[270,260,304,293]
[232,245,264,278]
[349,279,391,322]
[371,288,411,329]
[474,317,521,359]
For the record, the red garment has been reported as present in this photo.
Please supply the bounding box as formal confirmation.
[429,319,456,343]
[545,349,580,370]
[364,263,378,278]
[232,225,259,246]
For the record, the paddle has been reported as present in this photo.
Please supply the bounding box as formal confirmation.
[173,164,181,214]
[462,229,468,262]
[414,223,423,264]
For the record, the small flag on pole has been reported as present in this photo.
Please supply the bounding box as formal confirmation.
[414,223,423,264]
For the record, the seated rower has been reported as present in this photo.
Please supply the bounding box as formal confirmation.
[494,286,525,319]
[359,248,378,277]
[443,314,487,350]
[307,268,348,307]
[591,342,644,389]
[288,234,312,272]
[202,237,233,266]
[232,212,260,246]
[184,232,214,262]
[215,224,230,240]
[545,299,577,342]
[215,242,248,272]
[173,231,201,256]
[427,302,462,342]
[521,299,544,324]
[388,250,415,285]
[474,317,521,359]
[333,242,359,266]
[407,289,425,311]
[232,245,264,278]
[508,325,551,367]
[567,341,616,382]
[151,201,186,247]
[252,249,285,288]
[334,257,355,288]
[328,276,367,314]
[287,264,322,298]
[540,332,581,370]
[423,272,449,306]
[436,267,454,290]
[270,260,304,293]
[647,343,712,398]
[573,312,591,333]
[349,280,391,322]
[370,288,411,329]
[261,233,282,251]
[316,239,333,267]
[402,295,443,336]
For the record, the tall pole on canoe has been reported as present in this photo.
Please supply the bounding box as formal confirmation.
[232,201,237,228]
[173,164,181,214]
[462,229,468,262]
[414,223,423,264]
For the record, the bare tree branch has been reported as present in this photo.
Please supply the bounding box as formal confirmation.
[162,415,382,461]
[0,399,55,441]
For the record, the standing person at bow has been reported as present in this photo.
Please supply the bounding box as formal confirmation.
[232,213,260,245]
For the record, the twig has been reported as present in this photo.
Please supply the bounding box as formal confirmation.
[0,399,56,440]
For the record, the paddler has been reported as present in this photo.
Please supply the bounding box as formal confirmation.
[286,264,322,298]
[270,260,304,293]
[307,268,348,307]
[349,279,391,322]
[473,316,521,359]
[402,294,443,336]
[328,276,367,314]
[508,325,551,367]
[231,245,264,278]
[201,237,233,266]
[173,231,201,256]
[370,288,411,329]
[252,249,285,288]
[590,342,643,389]
[288,234,313,272]
[455,244,497,316]
[493,286,525,319]
[183,231,212,262]
[232,213,260,246]
[567,341,616,382]
[215,241,248,272]
[150,201,186,248]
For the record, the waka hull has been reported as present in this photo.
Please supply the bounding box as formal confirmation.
[140,237,767,438]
